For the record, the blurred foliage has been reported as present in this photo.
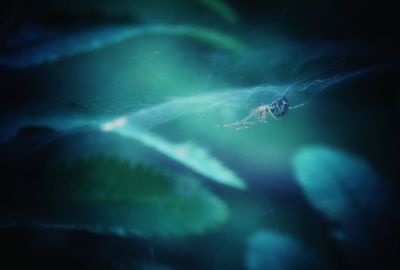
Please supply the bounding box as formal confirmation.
[198,0,238,24]
[293,146,388,231]
[292,146,395,266]
[0,0,243,69]
[246,230,334,270]
[0,24,244,68]
[5,0,237,24]
[2,155,229,238]
[0,1,397,270]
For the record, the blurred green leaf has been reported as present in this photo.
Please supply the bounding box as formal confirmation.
[198,0,238,24]
[3,156,229,238]
[1,24,244,68]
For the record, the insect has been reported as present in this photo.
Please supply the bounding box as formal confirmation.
[217,96,291,130]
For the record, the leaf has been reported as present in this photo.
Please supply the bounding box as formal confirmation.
[292,146,389,246]
[1,156,229,238]
[197,0,239,24]
[1,24,244,68]
[246,230,334,270]
[108,125,247,190]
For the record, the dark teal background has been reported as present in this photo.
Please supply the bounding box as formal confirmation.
[0,1,398,270]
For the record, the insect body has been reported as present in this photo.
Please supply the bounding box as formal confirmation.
[268,96,290,119]
[217,96,289,130]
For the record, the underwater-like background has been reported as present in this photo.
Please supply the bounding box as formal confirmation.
[0,1,399,269]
